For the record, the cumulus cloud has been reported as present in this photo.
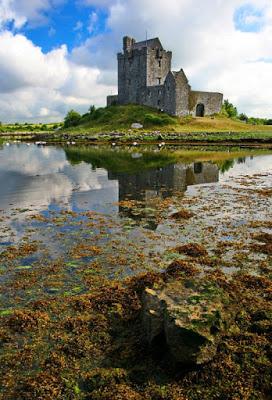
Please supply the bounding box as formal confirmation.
[0,0,65,29]
[72,0,272,118]
[0,0,272,121]
[0,30,115,122]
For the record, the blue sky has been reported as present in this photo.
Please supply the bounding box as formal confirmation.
[12,1,108,52]
[0,0,271,122]
[234,4,265,32]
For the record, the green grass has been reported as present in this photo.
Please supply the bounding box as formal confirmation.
[65,104,177,133]
[0,122,62,133]
[62,105,272,141]
[1,105,272,143]
[61,105,272,133]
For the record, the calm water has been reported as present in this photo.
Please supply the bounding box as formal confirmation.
[0,143,271,216]
[0,143,271,308]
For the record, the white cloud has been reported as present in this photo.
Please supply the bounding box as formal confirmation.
[73,20,83,31]
[72,0,272,118]
[0,0,65,29]
[88,11,98,34]
[0,0,272,121]
[0,30,115,122]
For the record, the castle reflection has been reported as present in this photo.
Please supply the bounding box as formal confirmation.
[108,162,219,229]
[109,162,219,203]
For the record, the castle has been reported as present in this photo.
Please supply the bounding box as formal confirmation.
[107,36,223,117]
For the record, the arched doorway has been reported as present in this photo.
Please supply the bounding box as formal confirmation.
[196,103,205,117]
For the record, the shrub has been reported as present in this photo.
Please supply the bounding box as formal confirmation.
[64,110,81,128]
[221,100,238,118]
[239,113,248,122]
[144,113,175,126]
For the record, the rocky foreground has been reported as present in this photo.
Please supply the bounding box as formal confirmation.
[0,258,271,399]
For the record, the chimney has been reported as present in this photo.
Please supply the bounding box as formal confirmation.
[123,36,135,52]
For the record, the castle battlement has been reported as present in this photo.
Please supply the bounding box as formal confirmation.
[107,36,223,117]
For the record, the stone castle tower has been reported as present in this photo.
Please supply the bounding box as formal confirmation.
[107,36,223,117]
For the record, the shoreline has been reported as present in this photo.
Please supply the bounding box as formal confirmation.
[1,130,272,148]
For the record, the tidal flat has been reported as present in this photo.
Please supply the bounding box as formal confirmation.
[0,143,271,399]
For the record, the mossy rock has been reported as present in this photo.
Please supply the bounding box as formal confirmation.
[142,278,234,366]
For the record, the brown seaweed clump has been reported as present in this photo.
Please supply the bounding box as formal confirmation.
[170,209,194,220]
[175,243,208,257]
[6,310,50,332]
[0,267,271,400]
[251,232,272,255]
[165,259,200,278]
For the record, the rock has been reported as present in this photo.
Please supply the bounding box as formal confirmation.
[131,123,143,129]
[131,153,143,159]
[142,279,233,366]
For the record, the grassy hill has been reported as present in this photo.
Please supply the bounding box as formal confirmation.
[1,105,272,144]
[64,104,272,135]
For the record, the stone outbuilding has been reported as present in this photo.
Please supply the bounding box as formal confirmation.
[107,36,223,117]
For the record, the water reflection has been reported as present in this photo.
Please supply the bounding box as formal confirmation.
[0,144,271,220]
[0,144,118,215]
[0,144,222,219]
[109,162,219,203]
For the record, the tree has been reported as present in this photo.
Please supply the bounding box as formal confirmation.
[239,113,248,122]
[64,110,81,128]
[89,105,96,115]
[222,100,238,118]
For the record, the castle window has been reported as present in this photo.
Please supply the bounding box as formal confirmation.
[158,60,161,67]
[158,99,161,106]
[128,79,131,85]
[158,89,162,96]
[157,77,161,85]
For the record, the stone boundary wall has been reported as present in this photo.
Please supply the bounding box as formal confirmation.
[189,91,223,116]
[107,95,119,107]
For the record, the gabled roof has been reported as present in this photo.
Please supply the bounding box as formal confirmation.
[132,37,163,50]
[172,69,189,83]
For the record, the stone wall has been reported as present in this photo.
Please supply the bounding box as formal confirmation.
[146,48,172,87]
[107,95,119,107]
[163,73,176,116]
[139,85,165,110]
[189,91,223,116]
[174,70,191,117]
[118,48,148,104]
[117,37,172,107]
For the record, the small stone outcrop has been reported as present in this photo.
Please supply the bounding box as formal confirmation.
[142,279,233,366]
[131,123,143,129]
